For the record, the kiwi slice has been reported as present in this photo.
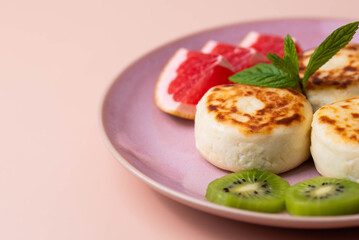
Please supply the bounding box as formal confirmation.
[285,177,359,216]
[205,169,290,213]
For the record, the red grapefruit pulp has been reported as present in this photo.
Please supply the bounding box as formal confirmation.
[201,40,269,72]
[239,31,302,58]
[155,48,234,119]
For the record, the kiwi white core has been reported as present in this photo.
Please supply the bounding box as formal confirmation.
[313,185,335,197]
[233,183,261,193]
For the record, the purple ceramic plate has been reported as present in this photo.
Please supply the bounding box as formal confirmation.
[100,18,359,228]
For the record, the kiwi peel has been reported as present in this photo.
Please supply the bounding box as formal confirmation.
[205,169,290,213]
[285,177,359,216]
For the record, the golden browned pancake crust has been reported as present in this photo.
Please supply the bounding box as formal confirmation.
[315,97,359,144]
[204,84,307,135]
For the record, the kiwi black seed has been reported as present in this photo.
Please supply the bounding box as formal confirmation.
[205,169,290,213]
[285,177,359,216]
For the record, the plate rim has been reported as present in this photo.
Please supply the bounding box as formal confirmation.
[99,17,359,229]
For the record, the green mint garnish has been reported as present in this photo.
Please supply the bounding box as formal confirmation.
[229,21,359,91]
[283,34,299,79]
[265,34,300,80]
[266,53,296,81]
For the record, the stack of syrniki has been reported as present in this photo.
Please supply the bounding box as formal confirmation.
[302,42,359,182]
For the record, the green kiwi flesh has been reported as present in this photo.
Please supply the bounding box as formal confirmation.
[205,169,290,213]
[285,177,359,216]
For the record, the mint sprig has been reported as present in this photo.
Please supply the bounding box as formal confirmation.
[229,34,300,89]
[229,21,359,91]
[283,34,299,75]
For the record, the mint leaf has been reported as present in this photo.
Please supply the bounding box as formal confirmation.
[229,63,297,88]
[283,34,299,76]
[302,21,359,86]
[267,52,299,82]
[266,34,300,87]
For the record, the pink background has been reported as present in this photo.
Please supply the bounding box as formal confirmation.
[2,0,359,239]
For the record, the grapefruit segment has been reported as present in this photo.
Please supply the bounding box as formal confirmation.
[201,40,269,72]
[155,48,234,120]
[239,31,302,58]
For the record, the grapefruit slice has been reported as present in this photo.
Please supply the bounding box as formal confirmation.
[155,48,234,120]
[201,40,269,72]
[239,31,302,58]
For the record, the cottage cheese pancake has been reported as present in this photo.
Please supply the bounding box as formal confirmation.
[299,43,359,111]
[311,97,359,182]
[195,84,313,173]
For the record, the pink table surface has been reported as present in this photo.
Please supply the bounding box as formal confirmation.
[1,0,359,239]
